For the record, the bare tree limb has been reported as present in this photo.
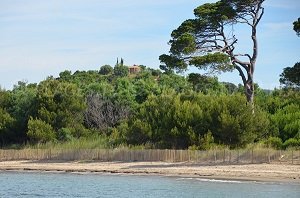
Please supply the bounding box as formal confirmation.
[84,94,130,133]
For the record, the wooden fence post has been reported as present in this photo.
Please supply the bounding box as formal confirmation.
[268,148,270,163]
[279,150,282,164]
[251,147,254,164]
[214,149,217,163]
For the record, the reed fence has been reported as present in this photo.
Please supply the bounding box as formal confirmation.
[0,148,299,165]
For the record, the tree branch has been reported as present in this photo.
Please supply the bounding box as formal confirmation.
[234,53,252,61]
[255,7,264,27]
[232,58,249,71]
[234,64,247,85]
[239,16,253,27]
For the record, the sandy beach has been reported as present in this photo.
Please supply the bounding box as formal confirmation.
[0,160,299,183]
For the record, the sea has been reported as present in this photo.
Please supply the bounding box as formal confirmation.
[0,171,299,198]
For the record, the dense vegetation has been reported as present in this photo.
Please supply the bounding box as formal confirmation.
[0,63,299,150]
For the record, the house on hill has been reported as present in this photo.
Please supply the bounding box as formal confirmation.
[128,65,141,74]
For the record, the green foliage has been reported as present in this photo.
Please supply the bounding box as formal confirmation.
[58,70,107,91]
[1,61,299,150]
[0,88,10,108]
[0,108,14,133]
[122,119,151,145]
[149,68,162,76]
[222,82,238,94]
[29,134,111,150]
[279,62,300,89]
[99,65,113,75]
[199,130,215,150]
[264,137,283,150]
[7,82,37,143]
[110,122,130,145]
[132,90,204,148]
[134,78,160,103]
[36,78,87,140]
[271,103,300,141]
[84,81,114,97]
[0,108,14,140]
[170,33,197,55]
[293,17,300,36]
[283,138,300,149]
[187,73,225,94]
[114,65,129,77]
[189,53,232,73]
[59,70,72,81]
[211,95,270,147]
[193,1,236,22]
[57,128,74,141]
[159,54,188,73]
[114,77,136,106]
[27,117,56,143]
[122,90,271,149]
[158,73,191,93]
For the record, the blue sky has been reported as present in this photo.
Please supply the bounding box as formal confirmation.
[0,0,299,90]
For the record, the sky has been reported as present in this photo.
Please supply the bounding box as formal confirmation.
[0,0,299,90]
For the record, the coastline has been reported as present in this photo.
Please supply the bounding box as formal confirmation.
[0,160,300,183]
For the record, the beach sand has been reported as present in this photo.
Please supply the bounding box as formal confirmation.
[0,160,299,183]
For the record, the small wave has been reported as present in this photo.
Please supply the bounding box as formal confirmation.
[176,177,194,180]
[195,178,244,183]
[177,177,245,183]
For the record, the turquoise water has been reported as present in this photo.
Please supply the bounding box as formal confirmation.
[0,171,299,197]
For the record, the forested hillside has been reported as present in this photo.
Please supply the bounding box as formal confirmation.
[0,64,299,149]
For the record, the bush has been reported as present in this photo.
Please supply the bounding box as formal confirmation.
[283,138,300,149]
[264,137,283,149]
[199,131,215,150]
[109,122,129,145]
[99,65,113,75]
[57,128,74,141]
[126,119,151,145]
[114,65,128,77]
[27,117,56,143]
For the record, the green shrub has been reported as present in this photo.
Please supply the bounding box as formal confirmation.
[109,122,129,145]
[27,117,56,143]
[99,65,113,75]
[114,65,128,77]
[199,131,215,150]
[264,137,283,149]
[57,128,74,141]
[283,138,300,149]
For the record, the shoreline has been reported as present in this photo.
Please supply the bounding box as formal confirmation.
[0,160,300,183]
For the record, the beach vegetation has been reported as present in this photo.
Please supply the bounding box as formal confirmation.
[0,65,298,151]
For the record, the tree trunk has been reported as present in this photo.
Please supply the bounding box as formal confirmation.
[244,69,255,113]
[245,80,254,110]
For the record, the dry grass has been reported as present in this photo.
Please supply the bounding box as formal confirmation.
[0,148,299,165]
